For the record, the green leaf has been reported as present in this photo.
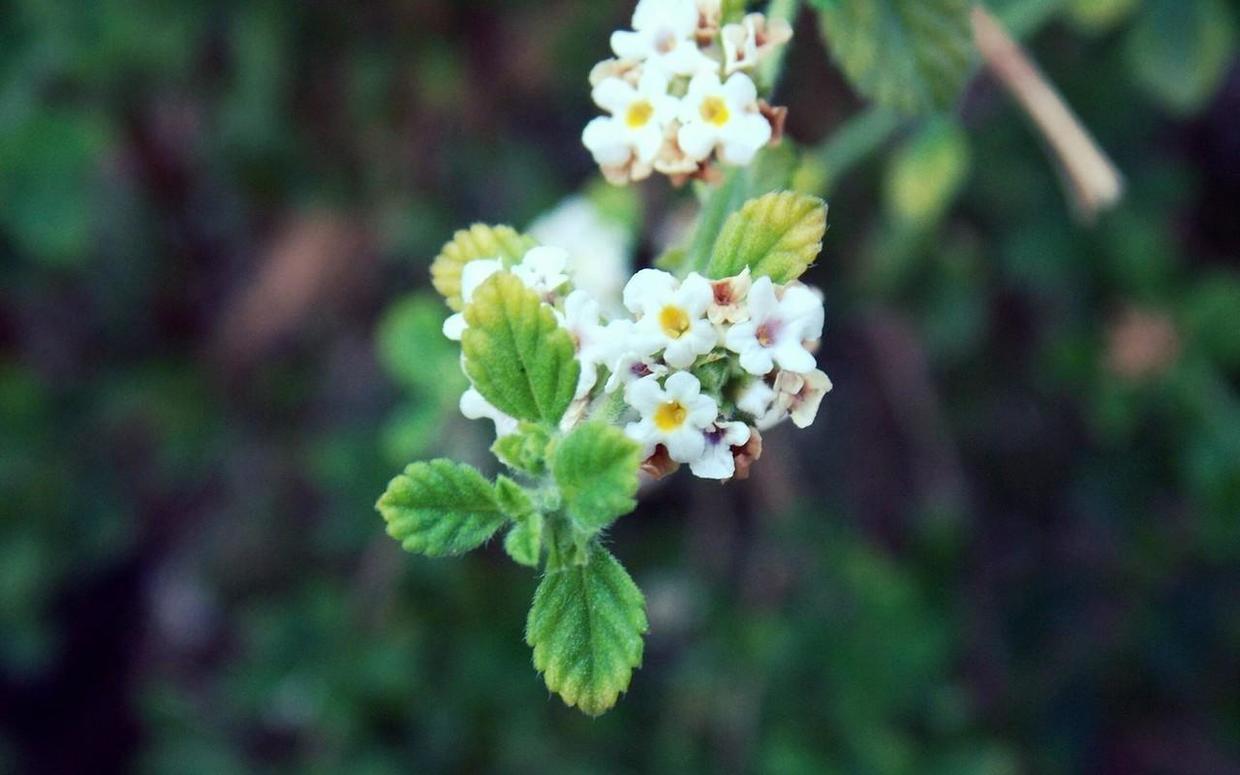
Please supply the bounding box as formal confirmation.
[552,422,641,533]
[461,273,580,426]
[526,543,648,716]
[1066,0,1138,33]
[504,511,544,568]
[706,191,828,282]
[885,117,971,227]
[1126,0,1236,116]
[376,460,507,556]
[430,224,537,311]
[814,0,974,114]
[495,475,535,518]
[376,293,465,394]
[491,422,555,475]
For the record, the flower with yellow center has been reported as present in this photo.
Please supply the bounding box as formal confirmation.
[622,268,718,369]
[583,69,680,171]
[624,372,719,463]
[677,71,772,166]
[610,0,718,77]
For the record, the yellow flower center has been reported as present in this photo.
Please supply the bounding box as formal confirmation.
[626,100,655,128]
[653,400,688,431]
[700,96,730,127]
[659,305,691,338]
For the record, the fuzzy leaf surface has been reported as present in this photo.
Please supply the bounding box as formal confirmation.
[815,0,973,114]
[376,460,506,556]
[461,273,580,426]
[526,544,647,716]
[552,422,641,533]
[430,224,536,311]
[504,511,544,568]
[707,191,827,282]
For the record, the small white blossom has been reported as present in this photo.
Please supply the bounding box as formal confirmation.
[459,387,518,438]
[721,13,793,75]
[583,69,680,170]
[511,246,570,298]
[623,268,718,368]
[736,376,785,429]
[725,276,824,375]
[677,72,772,166]
[560,289,637,398]
[624,372,718,462]
[605,351,668,393]
[689,420,750,479]
[610,0,718,77]
[773,368,832,428]
[442,259,503,340]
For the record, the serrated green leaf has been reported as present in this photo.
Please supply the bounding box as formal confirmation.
[504,511,544,568]
[495,475,535,518]
[815,0,974,114]
[461,273,580,425]
[430,224,537,311]
[706,191,828,282]
[526,543,648,716]
[491,422,554,475]
[376,460,507,556]
[885,117,970,226]
[552,422,641,533]
[1126,0,1236,116]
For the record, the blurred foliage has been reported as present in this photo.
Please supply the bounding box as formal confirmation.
[1,0,1238,772]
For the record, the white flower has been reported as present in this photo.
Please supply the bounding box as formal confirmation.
[511,246,570,298]
[721,13,793,75]
[583,69,680,169]
[624,372,718,462]
[560,289,635,398]
[724,276,824,375]
[773,368,832,429]
[442,259,503,340]
[623,269,718,368]
[528,195,632,313]
[707,267,752,325]
[689,420,750,479]
[735,376,785,429]
[459,387,518,438]
[677,71,772,166]
[610,0,718,77]
[605,351,669,393]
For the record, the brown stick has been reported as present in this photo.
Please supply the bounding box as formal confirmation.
[971,6,1124,222]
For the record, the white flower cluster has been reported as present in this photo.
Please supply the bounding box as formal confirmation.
[449,246,831,482]
[582,0,792,185]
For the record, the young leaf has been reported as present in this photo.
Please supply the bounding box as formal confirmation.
[491,422,555,475]
[1125,0,1236,116]
[504,511,544,568]
[430,224,537,311]
[526,544,648,716]
[461,273,580,426]
[495,475,535,518]
[552,422,641,533]
[814,0,973,114]
[376,459,507,556]
[706,191,828,282]
[885,117,970,227]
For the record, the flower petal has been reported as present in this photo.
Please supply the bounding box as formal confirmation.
[664,426,706,462]
[677,120,718,161]
[583,117,630,166]
[623,268,678,314]
[625,373,667,413]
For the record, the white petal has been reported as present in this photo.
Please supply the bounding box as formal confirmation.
[662,43,720,77]
[677,272,714,314]
[737,379,775,416]
[685,393,718,426]
[636,67,671,99]
[662,338,697,369]
[739,346,775,376]
[611,29,652,60]
[773,341,815,373]
[623,268,678,314]
[723,72,758,106]
[664,370,702,401]
[724,321,757,353]
[442,313,466,341]
[685,71,723,101]
[633,124,664,164]
[625,374,667,413]
[624,418,659,457]
[746,276,778,321]
[664,427,706,462]
[592,77,636,114]
[689,444,735,479]
[718,114,771,166]
[459,259,504,302]
[723,421,751,446]
[582,117,630,166]
[683,318,719,356]
[677,120,718,161]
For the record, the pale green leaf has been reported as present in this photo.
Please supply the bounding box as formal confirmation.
[706,191,828,282]
[552,422,641,532]
[461,272,580,425]
[526,544,648,716]
[885,117,971,226]
[815,0,974,114]
[491,422,555,475]
[495,475,535,518]
[430,224,537,311]
[376,293,465,394]
[376,459,506,556]
[504,511,544,568]
[1126,0,1236,116]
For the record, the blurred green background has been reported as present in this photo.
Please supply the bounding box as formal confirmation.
[1,0,1238,772]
